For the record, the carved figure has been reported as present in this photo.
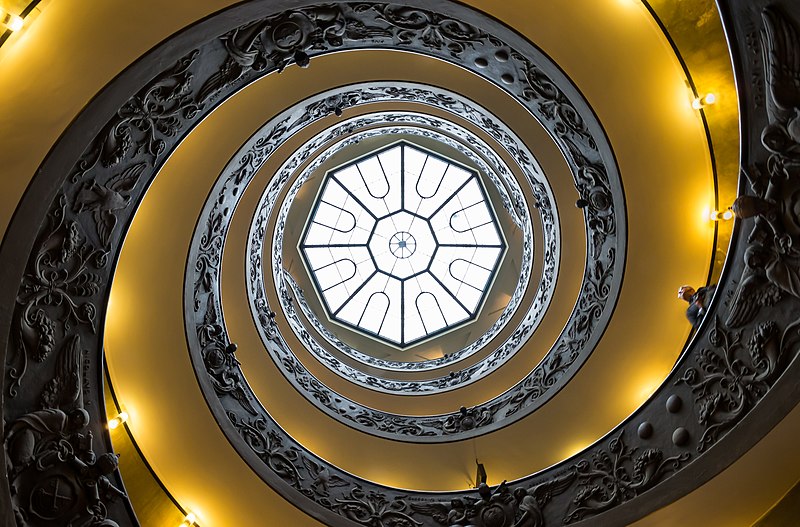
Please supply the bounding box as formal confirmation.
[68,452,127,505]
[74,163,146,247]
[725,7,800,329]
[762,8,800,149]
[412,482,526,527]
[726,245,789,327]
[5,408,89,470]
[302,456,347,495]
[511,470,576,527]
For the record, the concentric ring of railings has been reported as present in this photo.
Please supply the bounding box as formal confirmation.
[259,103,541,395]
[1,1,626,523]
[183,1,627,443]
[234,105,555,427]
[265,97,539,381]
[269,120,535,393]
[217,77,616,435]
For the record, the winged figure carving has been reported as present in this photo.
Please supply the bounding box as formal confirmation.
[512,471,576,527]
[410,498,470,526]
[726,245,785,327]
[761,7,800,154]
[727,7,800,328]
[301,456,348,495]
[75,163,146,247]
[39,334,84,410]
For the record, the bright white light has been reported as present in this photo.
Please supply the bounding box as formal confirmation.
[301,142,505,347]
[2,13,24,32]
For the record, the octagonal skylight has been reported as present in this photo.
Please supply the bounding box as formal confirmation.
[299,141,506,348]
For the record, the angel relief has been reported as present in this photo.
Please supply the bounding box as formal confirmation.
[4,333,127,525]
[727,6,800,328]
[676,5,800,458]
[410,474,575,527]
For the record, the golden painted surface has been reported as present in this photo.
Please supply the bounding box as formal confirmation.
[106,0,712,499]
[104,374,184,526]
[646,0,740,284]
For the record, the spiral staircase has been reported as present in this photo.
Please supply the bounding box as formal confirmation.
[2,1,800,525]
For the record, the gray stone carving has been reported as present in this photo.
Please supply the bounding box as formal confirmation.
[564,433,690,524]
[409,475,575,527]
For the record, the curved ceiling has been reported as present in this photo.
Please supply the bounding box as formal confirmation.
[2,1,798,527]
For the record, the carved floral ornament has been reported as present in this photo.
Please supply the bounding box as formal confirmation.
[2,1,800,526]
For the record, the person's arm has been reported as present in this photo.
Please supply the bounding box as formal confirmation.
[686,303,702,327]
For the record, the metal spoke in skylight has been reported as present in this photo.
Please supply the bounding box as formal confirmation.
[300,141,506,348]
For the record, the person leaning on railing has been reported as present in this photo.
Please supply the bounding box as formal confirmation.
[677,284,717,328]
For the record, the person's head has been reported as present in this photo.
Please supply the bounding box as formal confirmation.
[96,453,120,475]
[677,285,695,302]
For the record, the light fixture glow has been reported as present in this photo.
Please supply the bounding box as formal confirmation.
[180,512,197,526]
[1,12,24,32]
[692,93,717,110]
[635,373,665,403]
[710,208,733,221]
[108,410,129,430]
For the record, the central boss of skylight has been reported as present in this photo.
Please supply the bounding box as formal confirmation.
[299,141,506,348]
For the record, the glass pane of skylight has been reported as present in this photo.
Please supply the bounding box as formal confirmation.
[336,274,402,344]
[300,141,505,347]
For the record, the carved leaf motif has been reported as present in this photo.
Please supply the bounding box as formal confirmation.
[73,51,200,179]
[337,488,422,527]
[375,4,483,57]
[10,196,104,395]
[677,318,783,451]
[227,413,301,487]
[564,433,689,523]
